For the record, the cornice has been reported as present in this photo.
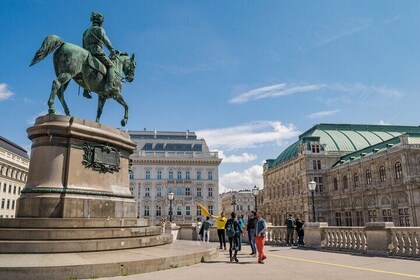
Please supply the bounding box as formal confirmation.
[132,158,222,166]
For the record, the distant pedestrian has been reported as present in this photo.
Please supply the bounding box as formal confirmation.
[296,218,305,246]
[159,218,165,234]
[201,216,212,242]
[196,217,203,241]
[255,211,267,264]
[246,210,257,256]
[237,214,245,251]
[212,212,227,250]
[285,214,296,246]
[225,212,242,262]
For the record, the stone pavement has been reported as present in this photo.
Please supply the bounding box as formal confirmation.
[98,242,420,280]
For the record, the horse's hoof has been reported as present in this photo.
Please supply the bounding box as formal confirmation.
[121,119,127,127]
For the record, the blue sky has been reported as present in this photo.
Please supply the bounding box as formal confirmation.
[1,1,419,192]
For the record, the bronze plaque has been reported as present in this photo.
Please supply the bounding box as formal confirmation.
[82,143,121,173]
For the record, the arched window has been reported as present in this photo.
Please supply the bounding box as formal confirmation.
[144,205,150,216]
[354,173,359,188]
[343,175,348,189]
[156,205,162,216]
[379,166,386,182]
[395,162,403,179]
[366,169,372,185]
[333,178,338,191]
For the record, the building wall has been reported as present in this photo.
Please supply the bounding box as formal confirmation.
[129,131,222,225]
[220,190,255,218]
[0,145,29,218]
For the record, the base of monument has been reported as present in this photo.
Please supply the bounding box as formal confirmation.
[0,218,171,253]
[0,240,218,280]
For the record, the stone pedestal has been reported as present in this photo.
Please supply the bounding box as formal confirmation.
[365,222,394,255]
[17,115,136,218]
[304,222,328,248]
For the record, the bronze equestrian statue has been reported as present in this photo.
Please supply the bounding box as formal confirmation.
[30,12,136,127]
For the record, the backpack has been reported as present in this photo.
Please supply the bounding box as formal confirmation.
[226,219,236,237]
[287,218,294,228]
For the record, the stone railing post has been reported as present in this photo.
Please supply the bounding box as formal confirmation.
[364,222,394,255]
[304,222,328,248]
[165,223,180,241]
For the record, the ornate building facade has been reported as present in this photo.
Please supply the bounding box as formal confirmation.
[0,136,29,218]
[129,130,222,224]
[263,124,420,227]
[220,190,255,217]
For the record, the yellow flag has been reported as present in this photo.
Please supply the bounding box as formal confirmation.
[198,203,210,217]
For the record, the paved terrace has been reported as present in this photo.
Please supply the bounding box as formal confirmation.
[100,242,420,280]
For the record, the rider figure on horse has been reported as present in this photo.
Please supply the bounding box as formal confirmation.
[82,12,118,99]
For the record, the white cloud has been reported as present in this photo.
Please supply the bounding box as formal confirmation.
[306,109,341,119]
[219,165,263,194]
[319,19,372,46]
[217,150,257,163]
[0,83,14,101]
[197,120,300,151]
[229,83,326,104]
[379,120,390,125]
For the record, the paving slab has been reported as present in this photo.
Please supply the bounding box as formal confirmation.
[0,240,217,280]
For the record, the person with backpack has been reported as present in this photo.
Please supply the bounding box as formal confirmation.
[285,214,296,246]
[246,210,257,256]
[255,211,267,264]
[201,216,212,242]
[237,214,245,251]
[225,212,242,262]
[295,217,305,246]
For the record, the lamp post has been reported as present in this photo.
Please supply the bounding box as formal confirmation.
[308,180,317,222]
[167,192,174,223]
[252,185,259,212]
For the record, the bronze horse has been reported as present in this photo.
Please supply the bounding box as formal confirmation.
[30,35,136,126]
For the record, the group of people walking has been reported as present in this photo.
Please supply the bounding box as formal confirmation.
[196,210,268,264]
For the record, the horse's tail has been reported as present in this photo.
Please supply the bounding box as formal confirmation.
[30,35,64,66]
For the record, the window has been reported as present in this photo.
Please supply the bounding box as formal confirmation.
[366,169,372,185]
[208,187,213,197]
[355,210,364,226]
[157,170,162,180]
[13,186,16,194]
[156,205,162,216]
[395,162,403,179]
[11,200,15,210]
[382,209,392,222]
[311,144,320,153]
[354,173,359,188]
[2,183,6,192]
[314,176,323,192]
[156,187,162,197]
[176,206,182,216]
[145,187,150,197]
[335,212,342,226]
[129,171,134,179]
[368,210,377,222]
[8,185,11,193]
[185,187,191,196]
[344,211,352,226]
[333,178,338,191]
[197,187,202,197]
[196,205,201,216]
[313,160,321,170]
[379,166,386,182]
[186,205,191,216]
[18,187,21,194]
[168,171,174,180]
[208,171,213,180]
[186,171,190,180]
[168,187,173,194]
[208,205,214,215]
[145,170,151,180]
[6,199,10,209]
[144,205,150,216]
[1,198,4,209]
[398,208,410,226]
[177,171,182,180]
[196,171,201,180]
[176,187,182,196]
[343,176,348,189]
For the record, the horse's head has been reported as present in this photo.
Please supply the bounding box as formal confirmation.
[119,53,136,83]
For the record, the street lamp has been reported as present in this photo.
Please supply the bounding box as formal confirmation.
[308,180,317,222]
[252,185,259,211]
[167,192,174,223]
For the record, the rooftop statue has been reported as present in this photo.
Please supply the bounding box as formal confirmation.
[30,12,136,127]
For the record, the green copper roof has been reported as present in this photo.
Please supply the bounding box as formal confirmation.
[268,124,420,169]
